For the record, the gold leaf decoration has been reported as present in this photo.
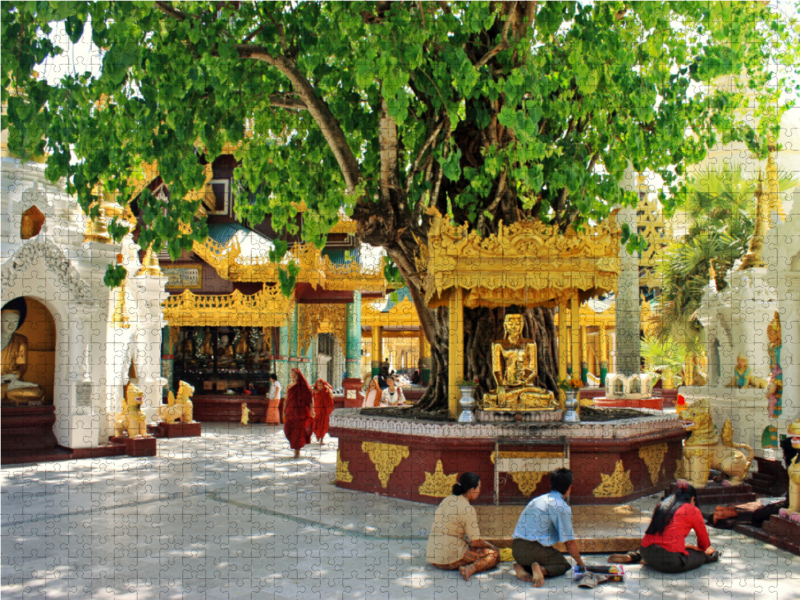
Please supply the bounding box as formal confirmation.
[510,472,546,496]
[362,442,410,488]
[639,443,668,486]
[418,460,458,498]
[592,460,634,498]
[335,450,353,484]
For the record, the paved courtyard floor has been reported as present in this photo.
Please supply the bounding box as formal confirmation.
[2,424,799,599]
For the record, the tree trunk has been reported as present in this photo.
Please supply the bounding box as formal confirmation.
[412,303,560,414]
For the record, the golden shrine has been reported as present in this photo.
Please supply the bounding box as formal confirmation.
[420,207,622,418]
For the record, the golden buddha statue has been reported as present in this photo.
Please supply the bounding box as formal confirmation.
[1,299,46,406]
[481,314,557,411]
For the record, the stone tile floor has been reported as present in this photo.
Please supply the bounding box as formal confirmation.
[2,424,799,599]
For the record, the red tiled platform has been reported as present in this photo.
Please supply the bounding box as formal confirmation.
[331,411,685,505]
[594,396,664,410]
[148,422,202,438]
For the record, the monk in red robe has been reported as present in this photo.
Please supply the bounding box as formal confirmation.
[279,369,315,458]
[312,379,334,445]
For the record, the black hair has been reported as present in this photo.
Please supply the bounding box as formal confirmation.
[2,297,28,328]
[452,472,480,496]
[645,484,698,535]
[270,373,278,381]
[549,468,573,495]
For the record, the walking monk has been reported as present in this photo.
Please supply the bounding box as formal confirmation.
[280,369,315,458]
[312,379,334,445]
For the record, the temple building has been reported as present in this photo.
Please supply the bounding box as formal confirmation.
[125,150,387,420]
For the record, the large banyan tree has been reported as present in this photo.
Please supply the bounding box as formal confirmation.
[3,1,794,412]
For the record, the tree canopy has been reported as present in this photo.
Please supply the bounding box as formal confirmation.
[3,1,797,410]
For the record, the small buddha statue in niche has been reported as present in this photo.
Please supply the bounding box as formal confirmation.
[725,353,767,389]
[1,298,46,406]
[481,314,556,411]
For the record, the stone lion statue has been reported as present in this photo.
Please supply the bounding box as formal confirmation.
[679,399,754,488]
[114,384,148,438]
[158,380,195,424]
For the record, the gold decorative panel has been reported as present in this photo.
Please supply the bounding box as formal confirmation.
[161,286,293,328]
[510,472,546,497]
[336,451,353,483]
[419,460,458,498]
[361,442,410,488]
[639,443,668,487]
[423,207,621,309]
[592,460,634,498]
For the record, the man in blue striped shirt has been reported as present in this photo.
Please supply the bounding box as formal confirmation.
[512,468,585,587]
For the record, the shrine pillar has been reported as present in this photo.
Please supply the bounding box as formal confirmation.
[599,324,609,386]
[161,325,174,399]
[371,325,383,377]
[345,291,362,380]
[580,324,588,385]
[448,287,465,419]
[570,295,580,382]
[558,302,568,384]
[419,327,431,384]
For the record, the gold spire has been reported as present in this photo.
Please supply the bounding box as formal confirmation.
[112,255,131,329]
[83,202,111,243]
[738,174,767,270]
[138,244,163,277]
[766,144,784,223]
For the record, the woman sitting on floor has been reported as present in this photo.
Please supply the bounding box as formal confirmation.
[426,472,500,581]
[610,481,719,573]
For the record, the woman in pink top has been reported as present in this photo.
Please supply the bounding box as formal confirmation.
[610,481,719,573]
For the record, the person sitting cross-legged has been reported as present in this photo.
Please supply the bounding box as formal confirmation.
[426,472,500,581]
[512,468,585,587]
[609,481,719,573]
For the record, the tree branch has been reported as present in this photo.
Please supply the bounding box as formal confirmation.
[405,118,445,196]
[236,44,362,194]
[268,94,307,111]
[379,96,401,201]
[154,1,188,21]
[474,2,516,69]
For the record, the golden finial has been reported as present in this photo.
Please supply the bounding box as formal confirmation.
[83,202,111,243]
[738,174,767,270]
[766,144,784,223]
[112,255,131,329]
[138,244,163,277]
[709,258,717,282]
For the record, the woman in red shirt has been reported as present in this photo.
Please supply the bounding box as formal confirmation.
[610,481,719,573]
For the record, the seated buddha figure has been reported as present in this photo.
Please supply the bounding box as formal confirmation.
[1,299,46,406]
[482,314,557,411]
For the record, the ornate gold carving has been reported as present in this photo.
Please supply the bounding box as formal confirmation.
[362,297,419,328]
[638,443,668,486]
[299,304,348,354]
[739,174,768,270]
[162,285,294,328]
[361,441,409,488]
[418,460,458,497]
[336,450,354,483]
[592,460,634,498]
[423,208,621,309]
[511,472,546,496]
